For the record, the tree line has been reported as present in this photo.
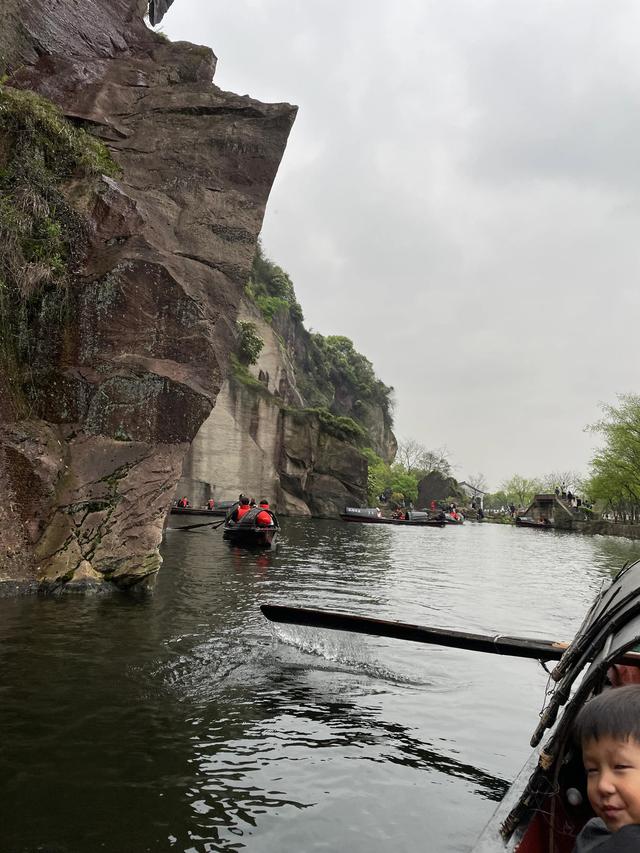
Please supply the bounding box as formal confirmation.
[366,440,451,505]
[484,395,640,521]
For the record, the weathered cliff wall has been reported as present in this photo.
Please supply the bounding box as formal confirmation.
[176,299,369,516]
[0,0,296,592]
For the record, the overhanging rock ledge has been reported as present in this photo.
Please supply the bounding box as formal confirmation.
[0,0,297,593]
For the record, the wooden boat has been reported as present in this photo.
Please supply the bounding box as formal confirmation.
[223,507,280,548]
[515,516,552,530]
[340,507,446,527]
[472,558,640,852]
[170,500,235,517]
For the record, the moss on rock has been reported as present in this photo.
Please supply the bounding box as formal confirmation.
[0,84,118,414]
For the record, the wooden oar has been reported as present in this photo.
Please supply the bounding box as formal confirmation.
[174,517,227,532]
[261,604,571,661]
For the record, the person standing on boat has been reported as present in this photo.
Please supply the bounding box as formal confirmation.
[207,498,215,511]
[256,500,274,527]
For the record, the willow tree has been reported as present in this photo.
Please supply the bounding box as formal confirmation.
[586,394,640,521]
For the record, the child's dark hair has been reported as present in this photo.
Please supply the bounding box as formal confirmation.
[574,685,640,744]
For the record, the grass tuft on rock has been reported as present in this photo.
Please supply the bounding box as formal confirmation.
[0,84,118,413]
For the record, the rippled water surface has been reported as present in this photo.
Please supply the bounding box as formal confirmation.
[1,520,639,852]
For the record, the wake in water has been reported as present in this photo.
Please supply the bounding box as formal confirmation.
[271,623,445,689]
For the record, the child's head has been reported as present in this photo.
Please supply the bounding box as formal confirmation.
[574,685,640,831]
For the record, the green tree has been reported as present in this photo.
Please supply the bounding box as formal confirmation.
[484,490,510,510]
[500,475,541,507]
[585,395,640,521]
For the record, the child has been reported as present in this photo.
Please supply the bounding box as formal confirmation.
[573,685,640,851]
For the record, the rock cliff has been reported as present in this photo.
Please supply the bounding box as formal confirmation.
[176,250,395,517]
[0,0,296,592]
[177,297,370,516]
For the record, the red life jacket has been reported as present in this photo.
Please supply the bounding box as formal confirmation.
[256,510,273,527]
[237,504,251,519]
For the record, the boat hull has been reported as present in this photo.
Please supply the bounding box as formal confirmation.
[515,518,552,530]
[339,514,445,528]
[222,525,279,548]
[171,506,229,517]
[472,749,580,853]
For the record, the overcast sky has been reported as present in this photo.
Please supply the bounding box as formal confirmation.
[163,0,640,489]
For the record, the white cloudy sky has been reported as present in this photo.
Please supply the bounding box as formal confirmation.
[163,0,640,489]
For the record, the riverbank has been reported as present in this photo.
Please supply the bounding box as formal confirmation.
[569,519,640,539]
[484,515,640,540]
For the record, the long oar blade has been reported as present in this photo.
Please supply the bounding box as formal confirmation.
[260,604,568,661]
[173,518,226,532]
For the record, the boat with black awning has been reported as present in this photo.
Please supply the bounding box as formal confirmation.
[339,507,446,527]
[223,506,280,548]
[515,515,553,530]
[170,500,235,517]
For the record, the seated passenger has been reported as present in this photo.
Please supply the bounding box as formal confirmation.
[256,500,274,527]
[207,499,215,511]
[236,497,252,521]
[572,685,640,852]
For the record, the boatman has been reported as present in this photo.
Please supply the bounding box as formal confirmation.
[256,500,274,527]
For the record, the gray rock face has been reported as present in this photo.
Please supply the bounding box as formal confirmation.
[417,471,465,507]
[174,298,371,517]
[176,371,368,517]
[0,0,296,591]
[149,0,175,25]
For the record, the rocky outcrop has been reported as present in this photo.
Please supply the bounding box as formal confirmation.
[417,471,465,508]
[0,0,296,592]
[176,298,368,516]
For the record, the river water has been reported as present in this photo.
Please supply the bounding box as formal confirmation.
[1,520,639,853]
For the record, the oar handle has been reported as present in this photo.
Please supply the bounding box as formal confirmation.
[261,604,567,661]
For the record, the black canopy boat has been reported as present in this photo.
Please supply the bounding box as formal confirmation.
[171,500,235,517]
[472,559,640,852]
[515,516,553,530]
[340,507,446,528]
[260,559,640,853]
[223,506,280,548]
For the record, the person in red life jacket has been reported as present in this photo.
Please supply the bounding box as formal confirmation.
[178,496,189,508]
[256,500,274,527]
[236,497,252,521]
[207,498,215,511]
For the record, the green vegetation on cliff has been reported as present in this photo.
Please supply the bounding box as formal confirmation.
[244,242,394,452]
[246,242,303,323]
[236,320,264,366]
[0,84,117,412]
